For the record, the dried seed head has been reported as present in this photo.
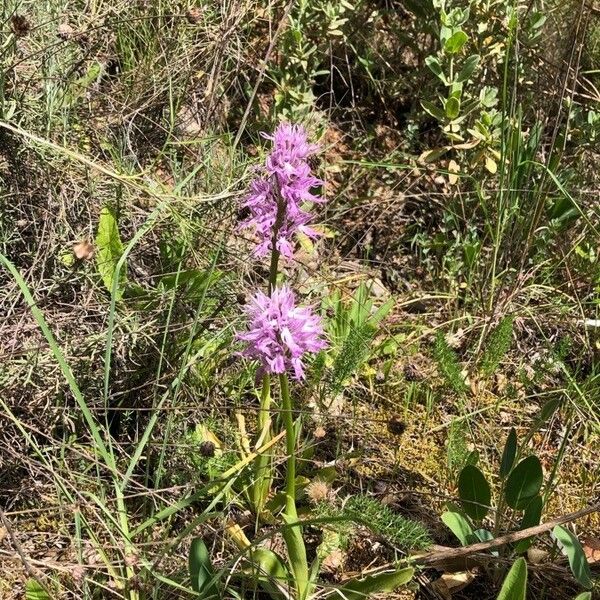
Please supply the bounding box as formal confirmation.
[73,240,94,260]
[403,362,423,382]
[186,7,203,24]
[71,565,86,585]
[124,552,139,567]
[11,15,31,37]
[57,23,75,40]
[386,416,407,437]
[313,426,327,439]
[199,441,216,457]
[305,480,330,505]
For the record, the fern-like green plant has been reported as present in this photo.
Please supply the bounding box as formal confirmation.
[345,495,432,551]
[446,418,474,478]
[433,331,467,393]
[329,322,377,396]
[480,316,514,376]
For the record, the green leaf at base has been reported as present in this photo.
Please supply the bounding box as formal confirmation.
[497,557,527,600]
[458,464,491,521]
[95,206,126,299]
[189,538,219,597]
[552,525,592,589]
[505,456,543,510]
[499,428,517,478]
[25,580,52,600]
[333,567,414,600]
[442,510,473,546]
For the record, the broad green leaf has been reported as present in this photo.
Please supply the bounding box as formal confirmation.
[446,6,470,26]
[442,510,473,546]
[421,99,446,121]
[552,525,592,589]
[249,547,291,598]
[500,428,518,478]
[335,567,414,600]
[497,557,527,600]
[440,24,452,44]
[62,61,103,107]
[445,96,460,119]
[514,495,543,554]
[573,593,592,600]
[473,528,493,542]
[371,296,394,325]
[505,456,543,510]
[444,31,468,54]
[485,154,497,173]
[458,465,491,521]
[539,398,561,423]
[95,206,126,299]
[419,146,450,163]
[281,512,309,599]
[480,86,499,108]
[425,56,447,83]
[465,449,480,467]
[25,580,51,600]
[473,528,499,556]
[189,538,219,597]
[456,54,480,83]
[529,12,547,30]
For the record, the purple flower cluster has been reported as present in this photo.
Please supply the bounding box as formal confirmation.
[241,123,324,258]
[237,285,327,380]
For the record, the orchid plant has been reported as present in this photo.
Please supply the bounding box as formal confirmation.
[238,123,327,599]
[189,123,415,600]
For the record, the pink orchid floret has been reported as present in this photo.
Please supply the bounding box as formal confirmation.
[240,122,324,258]
[237,285,327,380]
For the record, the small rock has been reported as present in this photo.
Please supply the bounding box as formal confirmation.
[527,547,549,564]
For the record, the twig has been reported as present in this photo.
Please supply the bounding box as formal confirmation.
[0,507,52,593]
[415,503,599,566]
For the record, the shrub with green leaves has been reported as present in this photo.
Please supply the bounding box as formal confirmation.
[442,405,594,592]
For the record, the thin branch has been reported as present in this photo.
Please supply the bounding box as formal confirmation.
[233,0,295,149]
[415,503,599,566]
[0,507,52,593]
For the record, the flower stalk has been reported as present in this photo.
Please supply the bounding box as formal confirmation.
[238,122,325,599]
[251,374,272,516]
[267,185,286,295]
[279,372,309,599]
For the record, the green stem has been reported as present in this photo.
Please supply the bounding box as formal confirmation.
[280,375,297,517]
[268,244,281,296]
[279,374,309,599]
[268,181,285,295]
[258,374,272,440]
[252,374,272,515]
